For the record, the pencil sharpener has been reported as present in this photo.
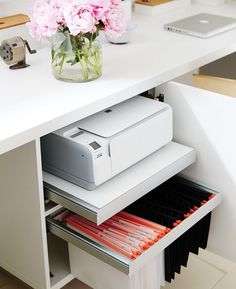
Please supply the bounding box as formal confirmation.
[0,36,36,69]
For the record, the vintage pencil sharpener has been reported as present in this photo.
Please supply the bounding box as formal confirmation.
[0,36,36,69]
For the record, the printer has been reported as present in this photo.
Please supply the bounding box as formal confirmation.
[41,96,173,190]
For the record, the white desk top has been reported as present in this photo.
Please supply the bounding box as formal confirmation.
[1,1,236,155]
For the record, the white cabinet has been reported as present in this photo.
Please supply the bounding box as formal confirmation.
[42,111,223,289]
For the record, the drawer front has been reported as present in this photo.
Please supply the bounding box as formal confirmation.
[68,244,165,289]
[47,216,131,274]
[44,142,196,225]
[47,178,222,276]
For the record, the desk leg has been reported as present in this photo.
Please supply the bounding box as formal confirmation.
[0,140,50,289]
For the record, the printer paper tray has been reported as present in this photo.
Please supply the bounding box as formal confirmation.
[44,142,196,225]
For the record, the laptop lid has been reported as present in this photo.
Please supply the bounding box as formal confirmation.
[164,13,236,38]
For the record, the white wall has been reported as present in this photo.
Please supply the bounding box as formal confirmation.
[0,0,34,17]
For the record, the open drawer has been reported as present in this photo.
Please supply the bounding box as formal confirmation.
[47,178,222,278]
[44,142,196,225]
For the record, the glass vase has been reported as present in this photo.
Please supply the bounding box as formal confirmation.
[51,31,102,83]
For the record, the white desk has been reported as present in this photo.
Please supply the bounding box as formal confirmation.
[0,2,235,289]
[1,2,236,155]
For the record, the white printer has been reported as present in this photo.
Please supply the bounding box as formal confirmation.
[41,96,173,190]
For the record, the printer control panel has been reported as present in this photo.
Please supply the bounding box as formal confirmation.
[89,141,101,150]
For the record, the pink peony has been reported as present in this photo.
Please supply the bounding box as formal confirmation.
[104,5,126,37]
[28,0,61,39]
[63,1,97,35]
[89,0,111,21]
[28,0,125,39]
[110,0,120,5]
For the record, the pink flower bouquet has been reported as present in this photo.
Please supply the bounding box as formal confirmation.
[28,0,126,82]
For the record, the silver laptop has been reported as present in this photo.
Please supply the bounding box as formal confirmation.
[164,13,236,38]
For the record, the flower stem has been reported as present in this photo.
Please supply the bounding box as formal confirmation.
[59,54,65,75]
[77,50,88,80]
[52,31,101,81]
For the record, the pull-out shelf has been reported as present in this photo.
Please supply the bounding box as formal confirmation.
[44,142,196,225]
[47,182,222,276]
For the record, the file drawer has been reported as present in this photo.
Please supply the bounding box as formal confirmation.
[47,178,222,279]
[44,142,196,225]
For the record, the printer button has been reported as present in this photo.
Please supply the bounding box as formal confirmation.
[89,141,101,150]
